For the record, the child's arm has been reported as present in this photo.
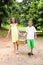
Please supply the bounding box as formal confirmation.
[18,31,22,36]
[6,25,11,38]
[18,31,27,37]
[34,32,37,40]
[16,23,22,36]
[16,23,20,35]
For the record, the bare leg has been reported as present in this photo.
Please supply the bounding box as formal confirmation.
[16,42,18,51]
[13,42,16,53]
[16,42,19,54]
[13,42,19,54]
[31,48,34,55]
[31,48,33,53]
[28,48,33,55]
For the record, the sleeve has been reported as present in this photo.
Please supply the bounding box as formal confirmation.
[26,27,28,32]
[34,27,37,32]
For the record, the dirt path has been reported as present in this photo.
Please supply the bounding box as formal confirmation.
[0,37,43,65]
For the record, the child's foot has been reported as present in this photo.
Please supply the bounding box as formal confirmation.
[28,52,34,56]
[28,52,31,56]
[16,50,19,54]
[31,53,34,55]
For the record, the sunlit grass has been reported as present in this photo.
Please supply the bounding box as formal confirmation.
[2,24,26,30]
[0,24,43,40]
[0,24,26,37]
[18,24,26,31]
[0,30,7,37]
[2,24,10,30]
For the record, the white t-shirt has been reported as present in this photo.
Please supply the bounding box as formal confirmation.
[26,26,37,39]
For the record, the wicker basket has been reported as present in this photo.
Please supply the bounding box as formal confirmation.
[18,37,27,44]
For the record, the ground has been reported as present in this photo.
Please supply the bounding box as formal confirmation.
[0,36,43,65]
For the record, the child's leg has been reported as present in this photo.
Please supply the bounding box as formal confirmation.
[16,42,18,51]
[16,42,19,54]
[13,42,19,53]
[30,39,34,55]
[28,48,33,55]
[31,48,34,55]
[31,48,33,54]
[13,42,16,52]
[28,39,34,55]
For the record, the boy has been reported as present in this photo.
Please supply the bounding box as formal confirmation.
[24,20,37,55]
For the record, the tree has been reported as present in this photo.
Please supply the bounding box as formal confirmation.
[37,0,43,31]
[0,0,12,27]
[0,0,19,27]
[0,0,43,31]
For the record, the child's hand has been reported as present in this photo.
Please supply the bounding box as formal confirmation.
[19,32,22,36]
[35,36,37,40]
[23,34,25,37]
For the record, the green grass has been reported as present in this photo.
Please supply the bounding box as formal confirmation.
[0,24,9,37]
[0,24,26,37]
[2,24,10,30]
[18,24,26,31]
[0,30,43,40]
[38,36,43,40]
[0,24,43,40]
[0,30,7,37]
[2,24,26,31]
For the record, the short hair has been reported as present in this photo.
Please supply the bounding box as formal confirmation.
[28,19,33,23]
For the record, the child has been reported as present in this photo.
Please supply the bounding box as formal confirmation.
[7,17,20,54]
[24,20,37,55]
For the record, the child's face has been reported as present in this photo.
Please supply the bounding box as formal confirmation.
[28,20,33,27]
[11,18,15,23]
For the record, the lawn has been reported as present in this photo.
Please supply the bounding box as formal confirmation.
[0,24,43,40]
[1,24,26,31]
[0,30,7,37]
[0,24,26,37]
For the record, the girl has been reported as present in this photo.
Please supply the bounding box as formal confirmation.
[7,17,19,54]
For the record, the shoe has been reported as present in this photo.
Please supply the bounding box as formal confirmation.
[31,53,34,55]
[16,50,19,54]
[28,52,31,56]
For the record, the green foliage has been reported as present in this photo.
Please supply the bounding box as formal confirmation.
[0,0,43,31]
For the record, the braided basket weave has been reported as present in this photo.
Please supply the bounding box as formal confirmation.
[18,37,27,44]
